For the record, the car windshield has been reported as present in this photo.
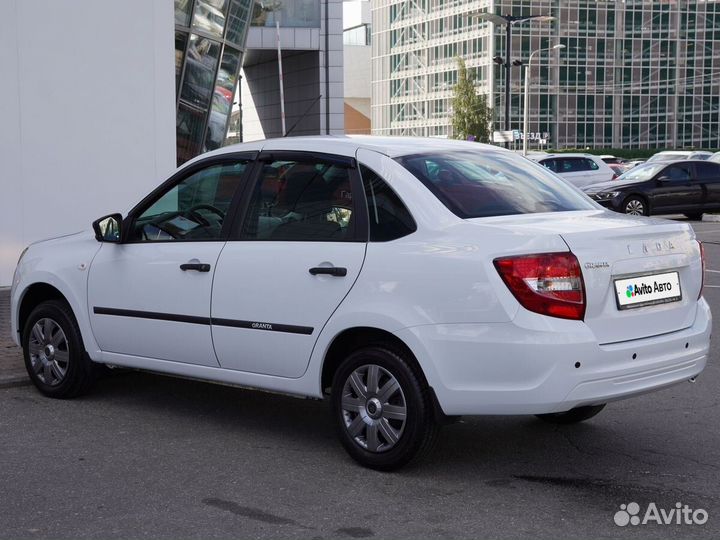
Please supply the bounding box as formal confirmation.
[647,153,686,162]
[397,150,596,218]
[617,163,666,182]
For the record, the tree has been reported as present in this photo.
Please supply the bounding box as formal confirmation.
[451,57,492,142]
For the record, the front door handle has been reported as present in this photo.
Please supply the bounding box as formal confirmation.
[309,266,347,277]
[180,262,211,272]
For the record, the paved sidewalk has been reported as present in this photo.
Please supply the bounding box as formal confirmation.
[0,288,28,388]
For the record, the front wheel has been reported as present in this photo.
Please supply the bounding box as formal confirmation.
[331,346,439,471]
[684,212,704,221]
[22,300,98,398]
[535,404,606,424]
[623,196,648,216]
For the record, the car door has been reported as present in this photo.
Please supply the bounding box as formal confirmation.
[649,162,702,213]
[210,151,367,378]
[557,158,590,187]
[87,154,255,366]
[694,161,720,211]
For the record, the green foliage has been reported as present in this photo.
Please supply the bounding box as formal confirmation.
[451,57,492,142]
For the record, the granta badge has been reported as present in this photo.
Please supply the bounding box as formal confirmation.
[584,261,610,269]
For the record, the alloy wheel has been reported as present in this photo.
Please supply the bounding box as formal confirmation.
[625,199,645,215]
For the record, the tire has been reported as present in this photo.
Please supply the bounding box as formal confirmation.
[331,346,439,471]
[623,196,648,216]
[22,300,98,399]
[535,404,606,425]
[685,212,704,221]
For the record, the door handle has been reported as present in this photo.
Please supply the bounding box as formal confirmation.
[309,266,347,277]
[180,262,211,272]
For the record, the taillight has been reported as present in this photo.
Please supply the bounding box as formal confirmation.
[698,240,705,300]
[494,252,586,320]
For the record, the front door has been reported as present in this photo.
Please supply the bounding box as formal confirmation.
[651,163,702,213]
[211,152,367,378]
[88,155,253,366]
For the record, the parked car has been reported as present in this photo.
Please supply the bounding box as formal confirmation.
[647,150,713,163]
[608,163,626,177]
[708,151,720,164]
[625,159,646,169]
[583,159,720,219]
[599,155,628,166]
[11,137,710,470]
[527,153,616,187]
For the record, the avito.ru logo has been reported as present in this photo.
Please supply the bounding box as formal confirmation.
[614,502,708,526]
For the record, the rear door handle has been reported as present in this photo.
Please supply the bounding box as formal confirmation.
[309,266,347,277]
[180,262,211,272]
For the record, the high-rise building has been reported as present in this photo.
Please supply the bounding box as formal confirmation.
[371,0,720,150]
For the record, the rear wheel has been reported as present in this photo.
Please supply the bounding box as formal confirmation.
[331,346,439,471]
[22,300,98,398]
[535,404,606,424]
[623,196,648,216]
[684,212,704,221]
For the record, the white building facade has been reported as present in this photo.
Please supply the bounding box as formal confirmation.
[0,0,178,285]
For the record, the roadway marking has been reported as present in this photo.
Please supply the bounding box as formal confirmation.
[705,269,720,273]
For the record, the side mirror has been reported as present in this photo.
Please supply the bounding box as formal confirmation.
[92,213,123,243]
[656,175,670,183]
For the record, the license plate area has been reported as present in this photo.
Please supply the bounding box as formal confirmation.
[614,271,682,310]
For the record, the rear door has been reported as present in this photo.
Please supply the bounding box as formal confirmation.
[695,161,720,211]
[210,151,367,378]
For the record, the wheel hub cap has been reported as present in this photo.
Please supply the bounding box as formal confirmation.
[365,397,382,419]
[341,364,407,453]
[28,318,69,386]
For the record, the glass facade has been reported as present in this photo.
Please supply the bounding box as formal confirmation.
[175,0,252,165]
[372,0,720,149]
[251,0,321,28]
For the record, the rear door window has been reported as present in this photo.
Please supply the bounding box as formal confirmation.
[694,162,720,181]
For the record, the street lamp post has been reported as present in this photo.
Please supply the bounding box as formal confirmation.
[523,44,565,155]
[473,13,555,143]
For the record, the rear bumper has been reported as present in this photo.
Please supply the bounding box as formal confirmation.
[397,298,711,415]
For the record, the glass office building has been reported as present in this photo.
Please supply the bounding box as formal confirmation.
[174,0,253,164]
[371,0,720,149]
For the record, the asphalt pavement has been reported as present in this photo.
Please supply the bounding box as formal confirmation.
[1,219,719,540]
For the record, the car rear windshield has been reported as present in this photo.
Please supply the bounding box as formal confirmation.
[397,150,596,219]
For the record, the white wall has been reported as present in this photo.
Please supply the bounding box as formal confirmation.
[0,0,177,285]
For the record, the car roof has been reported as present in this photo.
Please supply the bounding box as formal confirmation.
[188,136,506,166]
[526,152,599,160]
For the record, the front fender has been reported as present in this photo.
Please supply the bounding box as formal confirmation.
[11,233,102,357]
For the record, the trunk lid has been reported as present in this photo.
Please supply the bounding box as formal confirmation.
[472,211,702,343]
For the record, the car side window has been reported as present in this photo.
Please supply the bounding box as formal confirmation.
[131,160,249,242]
[695,162,720,181]
[561,158,589,173]
[359,165,416,242]
[240,158,355,241]
[584,158,599,171]
[664,165,692,182]
[539,159,557,172]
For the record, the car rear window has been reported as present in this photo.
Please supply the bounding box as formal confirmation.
[397,151,596,218]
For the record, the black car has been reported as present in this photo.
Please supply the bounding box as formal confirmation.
[582,160,720,219]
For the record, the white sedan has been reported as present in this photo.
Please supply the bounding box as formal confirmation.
[10,137,711,470]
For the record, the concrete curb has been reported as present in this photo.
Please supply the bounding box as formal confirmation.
[702,214,720,222]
